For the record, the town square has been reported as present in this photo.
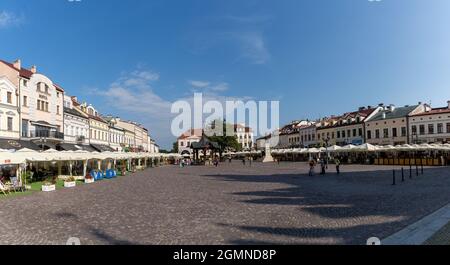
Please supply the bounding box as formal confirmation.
[1,0,450,254]
[1,161,449,245]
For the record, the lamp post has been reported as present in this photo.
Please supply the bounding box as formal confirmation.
[325,137,330,167]
[40,137,47,152]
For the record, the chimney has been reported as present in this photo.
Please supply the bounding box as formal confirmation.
[388,104,395,112]
[31,65,37,74]
[13,59,21,69]
[382,112,387,119]
[378,103,384,107]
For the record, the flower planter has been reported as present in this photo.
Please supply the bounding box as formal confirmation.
[64,181,76,188]
[85,178,95,184]
[42,184,56,192]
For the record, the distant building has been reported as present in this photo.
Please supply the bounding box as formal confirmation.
[177,128,203,156]
[365,103,428,145]
[408,101,450,144]
[234,124,254,150]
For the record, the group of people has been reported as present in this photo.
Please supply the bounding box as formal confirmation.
[308,157,341,176]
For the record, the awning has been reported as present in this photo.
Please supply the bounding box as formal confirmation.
[0,139,40,151]
[90,144,116,152]
[59,143,97,152]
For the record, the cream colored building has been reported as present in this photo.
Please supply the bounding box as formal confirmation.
[63,95,89,145]
[408,101,450,144]
[0,75,20,139]
[2,60,65,150]
[365,104,428,145]
[234,124,254,150]
[316,116,340,146]
[299,123,318,147]
[177,128,203,156]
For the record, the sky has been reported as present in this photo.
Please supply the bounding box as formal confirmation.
[1,0,450,149]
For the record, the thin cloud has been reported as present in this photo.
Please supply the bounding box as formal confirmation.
[188,80,210,88]
[0,11,24,28]
[91,68,253,148]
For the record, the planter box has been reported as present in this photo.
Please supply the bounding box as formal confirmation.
[64,181,76,188]
[42,184,56,192]
[85,178,95,184]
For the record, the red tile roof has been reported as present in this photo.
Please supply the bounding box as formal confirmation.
[178,129,203,140]
[0,59,34,79]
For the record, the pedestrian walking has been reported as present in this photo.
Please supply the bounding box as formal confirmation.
[320,159,326,175]
[309,159,315,176]
[335,158,341,175]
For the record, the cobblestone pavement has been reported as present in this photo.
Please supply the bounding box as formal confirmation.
[0,162,449,245]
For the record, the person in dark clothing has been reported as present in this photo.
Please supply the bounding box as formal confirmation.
[320,159,326,175]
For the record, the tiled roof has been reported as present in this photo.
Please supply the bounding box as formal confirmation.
[178,129,203,140]
[64,107,88,119]
[410,107,450,117]
[369,105,418,122]
[0,59,34,79]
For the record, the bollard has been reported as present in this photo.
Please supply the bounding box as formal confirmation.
[409,165,412,179]
[402,167,405,182]
[392,170,396,186]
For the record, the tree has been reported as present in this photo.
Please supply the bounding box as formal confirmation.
[206,119,242,158]
[172,141,179,153]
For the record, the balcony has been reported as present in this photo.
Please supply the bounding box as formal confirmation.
[26,130,65,140]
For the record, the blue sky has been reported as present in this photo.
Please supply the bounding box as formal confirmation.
[1,0,450,149]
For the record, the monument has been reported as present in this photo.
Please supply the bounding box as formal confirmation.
[262,143,274,163]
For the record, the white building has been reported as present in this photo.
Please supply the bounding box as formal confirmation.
[409,101,450,144]
[234,124,254,150]
[0,76,20,139]
[177,128,203,156]
[63,95,89,145]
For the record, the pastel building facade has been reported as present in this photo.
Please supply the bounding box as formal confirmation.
[365,104,428,145]
[408,101,450,144]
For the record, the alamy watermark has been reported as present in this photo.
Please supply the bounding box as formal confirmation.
[170,93,280,142]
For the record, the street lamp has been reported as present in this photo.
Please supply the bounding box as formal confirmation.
[325,137,330,167]
[40,137,47,152]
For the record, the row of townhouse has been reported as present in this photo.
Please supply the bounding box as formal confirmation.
[0,58,159,153]
[256,101,450,149]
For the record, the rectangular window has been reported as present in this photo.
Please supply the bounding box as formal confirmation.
[23,96,27,106]
[447,123,450,133]
[359,128,363,136]
[22,119,28,137]
[337,131,341,138]
[37,100,40,110]
[392,128,397,138]
[7,117,13,131]
[419,125,425,135]
[428,124,434,134]
[401,127,407,137]
[57,106,60,115]
[438,123,443,134]
[375,129,380,139]
[412,125,417,135]
[383,128,389,138]
[353,129,357,137]
[367,130,372,139]
[7,92,12,104]
[342,131,346,138]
